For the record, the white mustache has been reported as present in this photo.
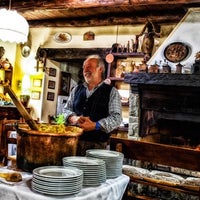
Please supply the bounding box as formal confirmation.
[84,72,91,76]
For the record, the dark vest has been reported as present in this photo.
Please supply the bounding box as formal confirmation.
[73,83,113,142]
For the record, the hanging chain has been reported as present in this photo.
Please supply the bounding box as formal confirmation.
[9,0,11,10]
[116,25,119,44]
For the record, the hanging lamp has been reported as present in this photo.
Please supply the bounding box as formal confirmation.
[0,0,29,43]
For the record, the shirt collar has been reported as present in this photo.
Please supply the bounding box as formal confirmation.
[83,81,104,90]
[83,81,104,97]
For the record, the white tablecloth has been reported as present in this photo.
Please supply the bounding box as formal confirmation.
[0,168,129,200]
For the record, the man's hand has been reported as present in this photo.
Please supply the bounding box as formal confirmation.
[68,115,80,125]
[78,116,96,131]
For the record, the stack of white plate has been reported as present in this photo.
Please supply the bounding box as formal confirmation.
[32,166,83,196]
[62,156,106,186]
[86,149,124,179]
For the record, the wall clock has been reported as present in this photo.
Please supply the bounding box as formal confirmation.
[164,42,190,63]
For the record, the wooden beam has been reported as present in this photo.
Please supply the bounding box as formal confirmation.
[28,14,184,27]
[0,0,200,27]
[36,48,111,61]
[110,135,200,171]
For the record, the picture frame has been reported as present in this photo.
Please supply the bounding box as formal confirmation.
[33,79,42,87]
[31,91,41,100]
[83,31,95,41]
[48,80,56,89]
[47,92,55,101]
[49,67,57,77]
[59,72,71,96]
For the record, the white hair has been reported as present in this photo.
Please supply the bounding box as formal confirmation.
[84,54,105,73]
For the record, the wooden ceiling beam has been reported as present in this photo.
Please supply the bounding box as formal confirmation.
[0,0,200,27]
[1,0,199,11]
[28,13,184,28]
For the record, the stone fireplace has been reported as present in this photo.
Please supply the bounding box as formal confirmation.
[125,73,200,150]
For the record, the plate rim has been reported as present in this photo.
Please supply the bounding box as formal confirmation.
[163,41,190,63]
[33,166,83,178]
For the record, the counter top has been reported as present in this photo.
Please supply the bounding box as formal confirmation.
[0,106,30,120]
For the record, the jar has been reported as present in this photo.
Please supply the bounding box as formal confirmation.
[176,63,183,74]
[191,60,200,74]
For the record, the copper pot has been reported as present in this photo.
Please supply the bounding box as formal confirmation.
[17,125,82,172]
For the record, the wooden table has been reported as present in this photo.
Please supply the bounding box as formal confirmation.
[0,167,129,200]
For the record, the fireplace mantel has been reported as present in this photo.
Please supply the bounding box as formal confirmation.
[124,73,200,92]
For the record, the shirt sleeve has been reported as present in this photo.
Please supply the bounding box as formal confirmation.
[62,86,77,123]
[98,87,122,133]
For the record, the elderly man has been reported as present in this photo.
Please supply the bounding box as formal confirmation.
[63,54,122,155]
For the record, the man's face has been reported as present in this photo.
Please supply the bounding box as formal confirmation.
[83,58,102,84]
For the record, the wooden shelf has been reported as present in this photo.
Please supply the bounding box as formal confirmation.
[124,171,200,197]
[111,52,144,58]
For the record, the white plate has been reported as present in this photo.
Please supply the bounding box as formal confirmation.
[33,166,83,179]
[63,156,107,186]
[63,156,105,165]
[32,185,81,196]
[86,149,124,179]
[86,149,124,158]
[32,166,83,196]
[54,32,72,43]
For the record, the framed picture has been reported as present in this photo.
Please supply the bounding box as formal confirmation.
[83,31,95,41]
[48,80,55,89]
[31,91,41,100]
[59,72,71,96]
[49,67,57,77]
[33,79,42,87]
[47,92,55,101]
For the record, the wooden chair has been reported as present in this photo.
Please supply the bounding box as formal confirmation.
[0,118,20,166]
[0,117,38,166]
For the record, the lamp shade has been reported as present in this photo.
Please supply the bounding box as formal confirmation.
[0,9,29,43]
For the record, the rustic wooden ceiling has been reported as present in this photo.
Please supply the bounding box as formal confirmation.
[0,0,200,27]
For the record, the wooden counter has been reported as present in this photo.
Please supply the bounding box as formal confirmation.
[0,105,28,120]
[110,133,200,199]
[110,133,200,171]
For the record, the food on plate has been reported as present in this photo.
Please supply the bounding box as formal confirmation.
[183,177,200,186]
[0,172,22,182]
[122,165,150,178]
[147,170,185,184]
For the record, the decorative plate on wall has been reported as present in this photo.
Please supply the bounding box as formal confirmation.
[164,42,190,63]
[54,32,72,43]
